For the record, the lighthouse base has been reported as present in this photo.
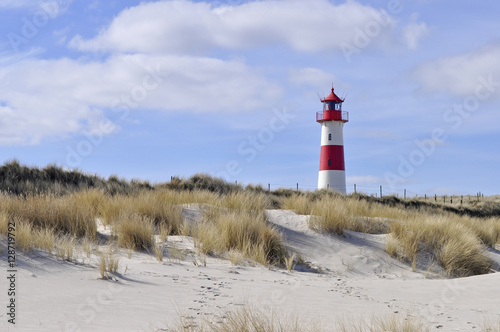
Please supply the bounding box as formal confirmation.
[318,170,346,194]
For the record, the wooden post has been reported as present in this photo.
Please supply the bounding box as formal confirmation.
[380,185,383,198]
[296,183,299,191]
[268,183,270,192]
[451,196,453,204]
[354,184,357,194]
[425,194,427,201]
[461,195,463,205]
[435,194,437,202]
[404,189,406,200]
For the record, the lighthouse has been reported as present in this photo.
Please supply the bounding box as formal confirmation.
[317,87,349,193]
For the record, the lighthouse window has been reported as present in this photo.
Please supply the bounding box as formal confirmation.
[328,133,331,141]
[328,159,331,166]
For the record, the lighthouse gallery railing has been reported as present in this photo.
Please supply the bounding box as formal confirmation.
[316,111,349,123]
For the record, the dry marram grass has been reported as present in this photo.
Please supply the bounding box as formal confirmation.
[0,169,498,277]
[170,305,429,332]
[116,214,155,251]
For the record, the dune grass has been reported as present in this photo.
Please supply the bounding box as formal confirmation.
[193,191,287,266]
[0,162,498,276]
[171,305,320,332]
[195,209,286,266]
[169,305,428,332]
[282,192,499,276]
[389,216,493,276]
[0,192,97,239]
[96,190,184,233]
[307,195,391,235]
[99,251,120,279]
[483,318,500,332]
[115,214,155,251]
[336,314,429,332]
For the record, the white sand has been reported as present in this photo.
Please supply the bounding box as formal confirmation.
[1,208,499,331]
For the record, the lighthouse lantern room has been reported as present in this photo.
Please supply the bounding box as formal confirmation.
[316,87,348,193]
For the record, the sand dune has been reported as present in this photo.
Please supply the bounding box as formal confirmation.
[1,207,499,331]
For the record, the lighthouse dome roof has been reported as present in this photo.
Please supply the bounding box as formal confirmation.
[321,88,344,103]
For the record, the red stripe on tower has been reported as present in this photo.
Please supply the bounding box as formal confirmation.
[319,145,345,171]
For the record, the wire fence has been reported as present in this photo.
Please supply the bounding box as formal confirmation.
[245,182,487,203]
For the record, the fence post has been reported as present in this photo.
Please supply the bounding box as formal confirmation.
[354,184,356,194]
[451,196,453,204]
[461,195,463,205]
[380,185,382,198]
[268,183,270,192]
[424,194,427,201]
[296,183,299,191]
[435,194,437,202]
[404,189,406,200]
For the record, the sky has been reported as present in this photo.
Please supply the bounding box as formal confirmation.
[0,0,499,196]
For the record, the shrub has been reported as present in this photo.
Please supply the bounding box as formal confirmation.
[166,173,241,195]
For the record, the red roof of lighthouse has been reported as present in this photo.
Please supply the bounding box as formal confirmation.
[321,88,344,103]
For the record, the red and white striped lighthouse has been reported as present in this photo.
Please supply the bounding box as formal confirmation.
[317,87,349,193]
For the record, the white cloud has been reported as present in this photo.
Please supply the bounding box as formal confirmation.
[402,13,429,50]
[70,0,397,54]
[413,42,500,96]
[0,54,282,145]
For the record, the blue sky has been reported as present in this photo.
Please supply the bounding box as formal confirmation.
[0,0,499,196]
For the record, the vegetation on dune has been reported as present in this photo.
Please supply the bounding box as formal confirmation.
[0,160,499,277]
[166,173,241,195]
[0,159,150,196]
[194,192,286,265]
[0,192,97,239]
[169,305,428,332]
[280,190,500,277]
